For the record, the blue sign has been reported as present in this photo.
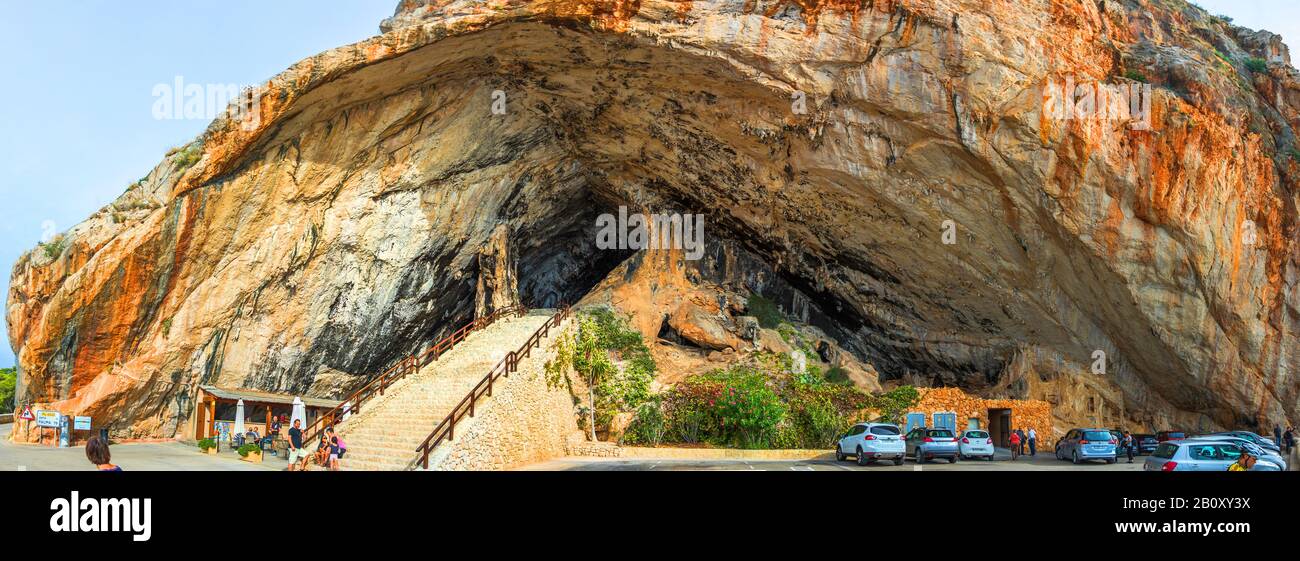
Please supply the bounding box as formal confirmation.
[74,416,91,430]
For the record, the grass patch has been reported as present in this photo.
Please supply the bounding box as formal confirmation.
[1123,69,1148,83]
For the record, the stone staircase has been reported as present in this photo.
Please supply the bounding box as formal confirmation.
[335,310,555,471]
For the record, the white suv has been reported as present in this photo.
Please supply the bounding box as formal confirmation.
[835,423,906,466]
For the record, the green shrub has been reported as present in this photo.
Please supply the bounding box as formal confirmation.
[197,438,216,451]
[824,366,851,385]
[867,385,920,425]
[236,443,261,457]
[1123,69,1147,83]
[169,143,203,171]
[0,367,16,414]
[621,397,666,446]
[546,307,657,436]
[39,234,68,260]
[746,293,783,328]
[1245,57,1268,73]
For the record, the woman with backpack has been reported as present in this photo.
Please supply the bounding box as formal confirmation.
[1008,430,1021,460]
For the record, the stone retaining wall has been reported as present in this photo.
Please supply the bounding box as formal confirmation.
[426,319,585,470]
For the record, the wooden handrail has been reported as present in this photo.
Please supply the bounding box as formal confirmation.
[300,304,528,446]
[413,304,571,469]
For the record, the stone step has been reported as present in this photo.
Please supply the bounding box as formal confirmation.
[327,310,557,470]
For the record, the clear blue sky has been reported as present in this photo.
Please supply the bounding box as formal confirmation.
[0,1,395,368]
[0,1,1295,369]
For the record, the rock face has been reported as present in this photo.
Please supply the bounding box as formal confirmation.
[7,0,1300,440]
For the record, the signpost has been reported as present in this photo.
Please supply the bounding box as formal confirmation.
[35,410,60,428]
[74,416,91,431]
[18,406,35,422]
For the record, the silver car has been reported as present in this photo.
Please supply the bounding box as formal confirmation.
[835,423,906,466]
[1144,440,1280,471]
[1180,438,1285,470]
[905,427,960,463]
[1054,428,1118,464]
[958,430,995,460]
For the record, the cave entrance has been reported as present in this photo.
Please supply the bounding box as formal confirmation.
[988,408,1012,448]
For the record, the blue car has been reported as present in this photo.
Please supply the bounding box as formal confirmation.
[1054,428,1118,464]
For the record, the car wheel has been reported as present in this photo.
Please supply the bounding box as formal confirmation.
[1072,450,1080,465]
[916,449,926,464]
[893,457,904,466]
[856,447,870,467]
[835,445,845,462]
[1107,458,1116,465]
[949,455,958,464]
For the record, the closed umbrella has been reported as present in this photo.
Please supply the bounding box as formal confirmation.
[233,399,246,438]
[291,397,306,431]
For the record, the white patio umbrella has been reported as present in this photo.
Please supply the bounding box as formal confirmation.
[233,399,246,437]
[291,397,307,430]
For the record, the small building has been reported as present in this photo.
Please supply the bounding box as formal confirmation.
[191,386,343,441]
[906,387,1054,448]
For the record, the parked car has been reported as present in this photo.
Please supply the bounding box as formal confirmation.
[905,427,960,464]
[958,430,995,460]
[1133,434,1159,455]
[835,423,906,466]
[1205,431,1281,453]
[1054,428,1117,464]
[1156,431,1186,443]
[1144,440,1281,471]
[1183,436,1286,469]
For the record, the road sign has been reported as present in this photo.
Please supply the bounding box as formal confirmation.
[74,416,91,430]
[35,410,61,428]
[18,406,35,421]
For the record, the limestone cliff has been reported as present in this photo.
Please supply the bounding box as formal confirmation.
[7,0,1300,440]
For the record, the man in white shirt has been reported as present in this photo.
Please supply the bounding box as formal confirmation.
[1026,427,1038,456]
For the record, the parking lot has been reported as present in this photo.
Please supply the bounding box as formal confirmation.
[518,449,1146,471]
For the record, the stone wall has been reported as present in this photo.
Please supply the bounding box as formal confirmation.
[426,319,585,471]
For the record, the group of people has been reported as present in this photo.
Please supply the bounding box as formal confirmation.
[284,418,346,471]
[1006,427,1038,460]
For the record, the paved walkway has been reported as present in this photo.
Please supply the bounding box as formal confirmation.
[517,449,1146,471]
[0,424,282,471]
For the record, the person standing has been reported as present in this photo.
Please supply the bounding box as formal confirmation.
[287,419,307,472]
[1122,430,1135,463]
[1275,425,1284,449]
[1026,427,1037,457]
[1008,430,1021,461]
[1285,427,1295,454]
[1015,428,1027,457]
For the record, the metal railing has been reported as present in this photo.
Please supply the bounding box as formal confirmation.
[300,304,528,446]
[414,304,571,469]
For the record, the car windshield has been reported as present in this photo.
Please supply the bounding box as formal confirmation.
[966,431,989,438]
[927,429,954,438]
[870,426,900,436]
[1152,443,1178,459]
[1083,431,1112,441]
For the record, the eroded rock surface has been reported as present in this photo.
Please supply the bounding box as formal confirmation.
[8,0,1300,440]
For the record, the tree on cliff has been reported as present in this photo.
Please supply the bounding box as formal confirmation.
[0,368,16,414]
